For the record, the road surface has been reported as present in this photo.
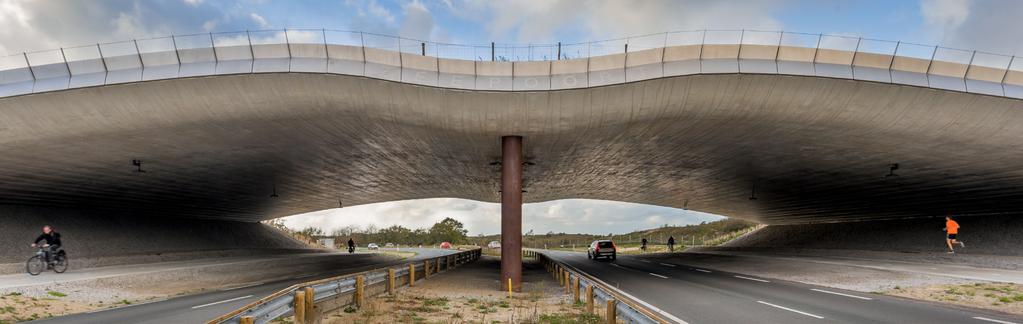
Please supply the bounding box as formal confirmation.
[541,250,1022,324]
[28,248,457,324]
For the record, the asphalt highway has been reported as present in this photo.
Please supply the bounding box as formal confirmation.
[541,250,1023,324]
[29,248,457,324]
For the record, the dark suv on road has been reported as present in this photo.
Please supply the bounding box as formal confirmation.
[587,240,617,261]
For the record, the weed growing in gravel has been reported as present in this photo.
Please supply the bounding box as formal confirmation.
[538,312,601,324]
[46,291,66,298]
[422,297,448,307]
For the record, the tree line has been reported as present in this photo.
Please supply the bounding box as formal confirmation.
[266,217,469,247]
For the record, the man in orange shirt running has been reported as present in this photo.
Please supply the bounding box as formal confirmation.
[944,215,965,253]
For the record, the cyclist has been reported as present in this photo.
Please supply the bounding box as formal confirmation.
[347,238,355,253]
[31,225,62,267]
[641,238,648,252]
[667,236,676,252]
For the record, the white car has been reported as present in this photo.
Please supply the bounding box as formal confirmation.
[385,243,394,247]
[487,241,501,249]
[367,243,379,250]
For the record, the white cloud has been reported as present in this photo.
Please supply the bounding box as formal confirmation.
[920,0,969,30]
[279,198,725,236]
[449,0,785,43]
[399,0,434,40]
[249,12,269,28]
[184,0,204,7]
[918,0,1023,55]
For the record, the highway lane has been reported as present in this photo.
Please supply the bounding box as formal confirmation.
[29,248,457,324]
[542,250,1023,324]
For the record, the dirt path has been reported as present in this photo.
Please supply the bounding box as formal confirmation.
[319,256,602,324]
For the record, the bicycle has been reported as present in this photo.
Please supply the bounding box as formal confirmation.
[27,245,68,275]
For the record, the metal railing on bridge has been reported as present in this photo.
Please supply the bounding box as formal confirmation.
[2,29,1021,98]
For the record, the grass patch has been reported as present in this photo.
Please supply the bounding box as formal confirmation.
[538,312,602,324]
[422,297,449,307]
[46,291,67,298]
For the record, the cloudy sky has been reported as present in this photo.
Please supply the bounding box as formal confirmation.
[3,0,1020,235]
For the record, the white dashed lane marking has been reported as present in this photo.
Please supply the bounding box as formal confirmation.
[734,275,770,283]
[757,301,824,319]
[810,288,873,300]
[191,295,253,309]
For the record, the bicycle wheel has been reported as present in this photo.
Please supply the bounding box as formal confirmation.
[26,255,44,275]
[52,255,68,273]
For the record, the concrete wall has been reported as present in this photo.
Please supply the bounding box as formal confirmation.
[0,204,313,264]
[722,214,1023,256]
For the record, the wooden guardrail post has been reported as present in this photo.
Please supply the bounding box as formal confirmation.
[564,271,571,293]
[573,277,580,303]
[294,290,306,324]
[424,260,431,278]
[355,275,365,307]
[606,299,617,324]
[586,285,594,313]
[436,258,441,273]
[303,286,315,322]
[409,263,416,287]
[388,268,396,295]
[240,316,254,324]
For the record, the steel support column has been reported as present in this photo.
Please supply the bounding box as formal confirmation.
[501,135,523,292]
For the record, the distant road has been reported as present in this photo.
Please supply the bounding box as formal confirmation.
[541,250,1022,324]
[29,248,457,324]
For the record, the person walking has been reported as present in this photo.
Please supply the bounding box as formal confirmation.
[667,236,676,252]
[944,215,965,253]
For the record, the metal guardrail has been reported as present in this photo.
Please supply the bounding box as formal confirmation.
[527,249,685,324]
[1,29,1021,99]
[207,248,482,324]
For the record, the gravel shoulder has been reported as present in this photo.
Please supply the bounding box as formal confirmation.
[636,250,1023,316]
[317,256,601,324]
[0,251,405,323]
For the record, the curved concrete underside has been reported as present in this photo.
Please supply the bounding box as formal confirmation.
[2,72,1023,224]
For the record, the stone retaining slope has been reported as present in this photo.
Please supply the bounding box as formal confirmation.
[721,213,1023,256]
[0,204,315,270]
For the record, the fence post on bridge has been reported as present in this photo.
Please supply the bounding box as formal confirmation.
[436,258,441,273]
[424,260,431,278]
[240,316,254,324]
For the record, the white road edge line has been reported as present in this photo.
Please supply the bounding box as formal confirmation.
[692,268,712,273]
[734,275,770,283]
[649,273,669,279]
[756,301,824,319]
[659,263,676,267]
[191,295,254,309]
[639,260,651,263]
[562,254,688,324]
[810,288,873,300]
[221,282,263,291]
[974,316,1019,324]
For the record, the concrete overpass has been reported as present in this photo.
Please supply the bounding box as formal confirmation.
[2,29,1023,289]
